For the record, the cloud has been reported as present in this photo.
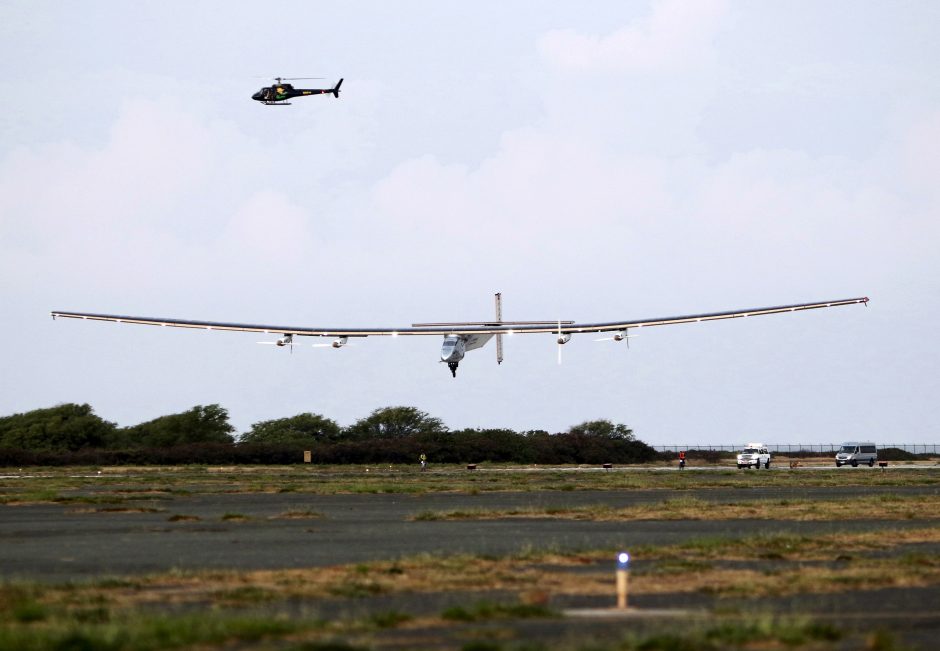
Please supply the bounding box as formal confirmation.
[899,109,940,204]
[214,190,320,272]
[370,119,918,310]
[363,4,937,315]
[538,0,730,73]
[0,97,312,298]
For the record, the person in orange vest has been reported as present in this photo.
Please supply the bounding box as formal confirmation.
[678,451,686,469]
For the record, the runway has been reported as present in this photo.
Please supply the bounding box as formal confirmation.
[2,484,937,582]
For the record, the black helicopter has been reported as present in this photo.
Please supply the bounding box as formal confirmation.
[252,77,343,105]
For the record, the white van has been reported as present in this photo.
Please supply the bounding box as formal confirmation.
[737,443,771,469]
[835,442,878,467]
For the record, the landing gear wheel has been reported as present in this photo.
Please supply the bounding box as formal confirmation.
[447,361,459,377]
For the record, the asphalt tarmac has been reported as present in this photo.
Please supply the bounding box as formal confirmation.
[2,485,937,582]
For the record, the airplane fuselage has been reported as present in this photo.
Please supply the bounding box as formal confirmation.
[441,335,466,377]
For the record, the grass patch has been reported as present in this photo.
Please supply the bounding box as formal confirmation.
[654,558,714,574]
[11,599,47,623]
[212,585,279,605]
[409,494,940,522]
[285,642,369,651]
[326,579,388,598]
[617,616,843,650]
[368,610,413,628]
[220,512,250,522]
[441,600,557,622]
[72,506,167,514]
[0,613,302,650]
[1,464,937,501]
[269,508,323,520]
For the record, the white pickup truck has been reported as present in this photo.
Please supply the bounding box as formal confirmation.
[737,443,771,469]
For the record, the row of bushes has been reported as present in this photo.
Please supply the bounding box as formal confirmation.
[0,403,639,449]
[0,432,658,466]
[0,403,655,465]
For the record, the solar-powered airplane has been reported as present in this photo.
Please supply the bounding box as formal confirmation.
[51,294,868,377]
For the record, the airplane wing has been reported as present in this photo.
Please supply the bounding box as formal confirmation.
[463,334,494,351]
[50,297,868,338]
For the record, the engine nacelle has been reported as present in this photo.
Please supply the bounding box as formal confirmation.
[557,333,571,345]
[332,337,348,348]
[276,334,293,347]
[613,331,627,342]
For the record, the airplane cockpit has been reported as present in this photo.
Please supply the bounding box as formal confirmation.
[440,335,466,377]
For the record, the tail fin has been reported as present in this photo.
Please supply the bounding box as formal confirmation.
[495,292,504,365]
[332,78,343,98]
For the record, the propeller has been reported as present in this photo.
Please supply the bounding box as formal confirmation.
[256,334,297,353]
[594,331,638,348]
[312,336,354,349]
[312,342,356,348]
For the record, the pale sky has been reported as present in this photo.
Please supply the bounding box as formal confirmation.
[1,1,938,444]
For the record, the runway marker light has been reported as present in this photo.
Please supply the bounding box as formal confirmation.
[616,551,630,609]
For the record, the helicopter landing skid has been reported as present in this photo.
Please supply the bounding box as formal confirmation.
[262,101,292,106]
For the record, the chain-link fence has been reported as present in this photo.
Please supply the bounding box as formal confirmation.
[653,444,939,454]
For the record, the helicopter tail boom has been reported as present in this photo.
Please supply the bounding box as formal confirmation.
[332,78,343,98]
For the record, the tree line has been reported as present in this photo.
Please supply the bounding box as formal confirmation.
[0,403,657,466]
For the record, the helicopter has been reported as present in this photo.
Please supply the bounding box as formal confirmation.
[252,77,343,105]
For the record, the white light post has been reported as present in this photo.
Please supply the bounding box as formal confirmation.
[616,552,630,609]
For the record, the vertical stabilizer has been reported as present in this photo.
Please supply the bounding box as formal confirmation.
[495,292,504,364]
